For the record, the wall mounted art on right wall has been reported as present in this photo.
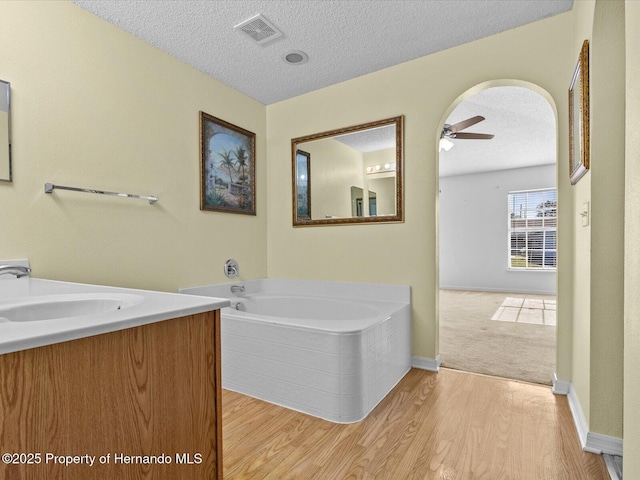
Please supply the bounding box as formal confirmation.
[569,39,590,185]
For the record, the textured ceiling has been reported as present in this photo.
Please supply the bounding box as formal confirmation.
[69,0,573,105]
[335,125,396,153]
[439,86,556,177]
[68,1,566,176]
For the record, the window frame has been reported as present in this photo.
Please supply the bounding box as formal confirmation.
[507,187,557,271]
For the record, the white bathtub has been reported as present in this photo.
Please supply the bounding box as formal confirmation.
[180,279,411,423]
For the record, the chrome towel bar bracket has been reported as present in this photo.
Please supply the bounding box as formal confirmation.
[45,183,159,205]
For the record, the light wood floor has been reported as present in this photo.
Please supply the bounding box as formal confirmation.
[223,368,609,479]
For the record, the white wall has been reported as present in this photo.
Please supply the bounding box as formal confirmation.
[439,165,556,294]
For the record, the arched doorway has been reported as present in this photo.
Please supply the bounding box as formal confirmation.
[437,82,558,385]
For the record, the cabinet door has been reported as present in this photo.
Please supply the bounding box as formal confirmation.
[0,310,222,480]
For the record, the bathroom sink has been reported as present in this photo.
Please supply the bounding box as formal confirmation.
[0,293,144,323]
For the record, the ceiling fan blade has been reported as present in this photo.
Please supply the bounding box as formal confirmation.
[448,115,485,133]
[452,132,495,140]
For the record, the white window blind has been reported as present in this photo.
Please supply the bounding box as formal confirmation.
[508,188,557,270]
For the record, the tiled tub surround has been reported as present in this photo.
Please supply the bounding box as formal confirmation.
[180,279,411,423]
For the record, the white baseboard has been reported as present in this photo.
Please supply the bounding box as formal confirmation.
[586,432,623,457]
[567,384,590,449]
[411,355,442,372]
[439,285,556,296]
[566,382,623,456]
[603,454,623,480]
[552,373,571,395]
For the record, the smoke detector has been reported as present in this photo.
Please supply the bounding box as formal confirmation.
[234,14,284,46]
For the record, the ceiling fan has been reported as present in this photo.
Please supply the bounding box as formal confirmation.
[440,115,494,151]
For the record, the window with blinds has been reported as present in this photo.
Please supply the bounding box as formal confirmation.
[508,188,557,270]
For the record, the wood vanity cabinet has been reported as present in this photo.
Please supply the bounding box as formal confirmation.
[0,310,222,480]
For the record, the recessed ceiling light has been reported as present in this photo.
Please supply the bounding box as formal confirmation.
[283,50,308,65]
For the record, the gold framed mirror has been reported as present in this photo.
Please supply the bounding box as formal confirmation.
[569,39,589,185]
[291,116,404,226]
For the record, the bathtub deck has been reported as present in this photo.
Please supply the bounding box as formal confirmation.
[222,368,609,479]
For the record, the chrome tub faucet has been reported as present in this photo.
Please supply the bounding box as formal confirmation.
[230,284,246,294]
[0,265,31,278]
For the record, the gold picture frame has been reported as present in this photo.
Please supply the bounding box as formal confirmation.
[199,112,256,215]
[569,40,590,185]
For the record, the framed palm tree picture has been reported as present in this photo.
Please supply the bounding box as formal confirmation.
[200,111,256,215]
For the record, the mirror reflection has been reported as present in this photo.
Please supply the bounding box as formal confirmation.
[292,116,403,226]
[0,80,11,182]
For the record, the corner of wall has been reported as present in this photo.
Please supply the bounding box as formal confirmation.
[566,381,623,456]
[411,355,442,372]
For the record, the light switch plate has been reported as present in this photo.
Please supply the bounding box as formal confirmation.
[581,201,590,227]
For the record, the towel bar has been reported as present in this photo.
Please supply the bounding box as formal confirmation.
[44,183,159,205]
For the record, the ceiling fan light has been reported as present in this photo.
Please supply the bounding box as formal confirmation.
[439,137,454,152]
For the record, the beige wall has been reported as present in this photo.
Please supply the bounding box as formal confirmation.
[569,0,595,425]
[1,0,634,462]
[569,0,626,441]
[589,0,625,439]
[266,14,572,360]
[301,138,363,219]
[0,1,267,291]
[624,0,640,476]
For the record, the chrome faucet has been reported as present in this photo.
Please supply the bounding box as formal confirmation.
[0,265,31,278]
[230,284,246,294]
[224,259,239,278]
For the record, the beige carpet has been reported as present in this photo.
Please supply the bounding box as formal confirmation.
[439,290,556,385]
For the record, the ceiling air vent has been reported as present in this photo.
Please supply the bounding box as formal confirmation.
[234,14,284,46]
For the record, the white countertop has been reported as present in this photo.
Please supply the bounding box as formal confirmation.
[0,278,230,355]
